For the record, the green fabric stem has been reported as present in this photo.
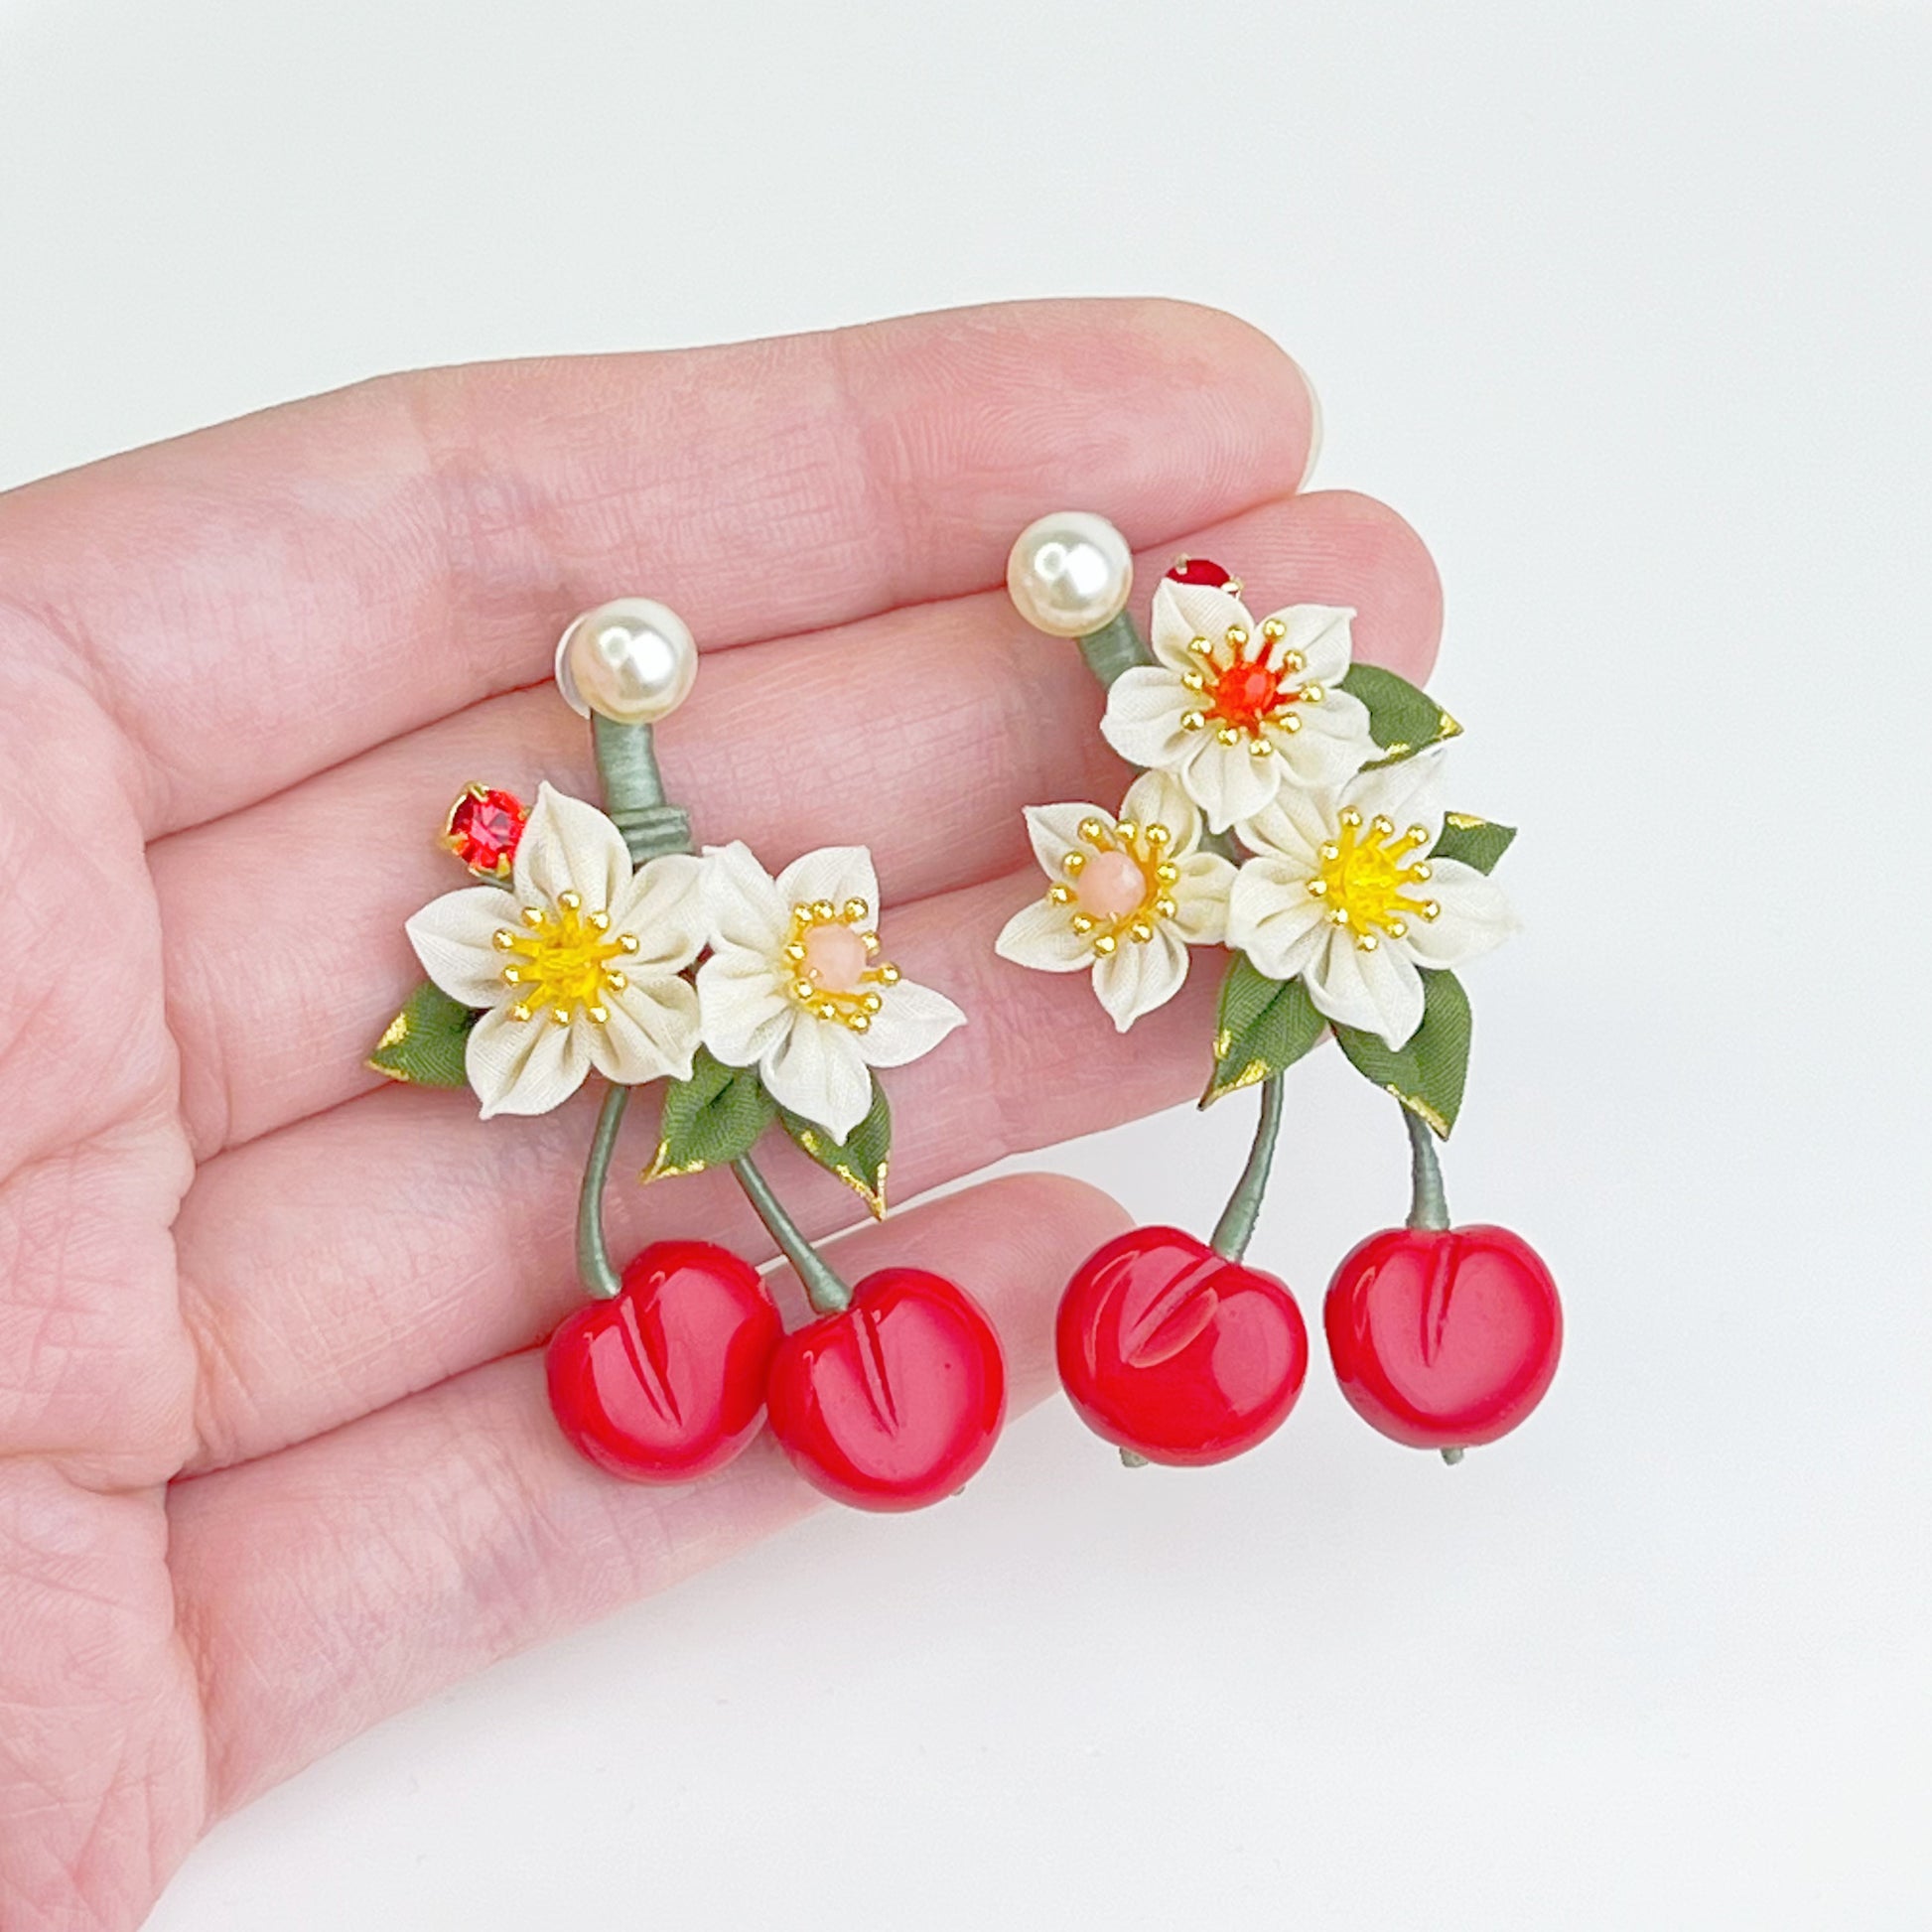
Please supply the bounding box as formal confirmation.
[1404,1104,1451,1230]
[576,1082,631,1299]
[1077,611,1153,690]
[1210,1074,1285,1261]
[594,713,693,863]
[732,1156,852,1314]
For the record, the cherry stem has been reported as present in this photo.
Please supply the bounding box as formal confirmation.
[1077,610,1154,687]
[1403,1106,1452,1231]
[576,1082,630,1300]
[731,1157,852,1315]
[1210,1073,1285,1261]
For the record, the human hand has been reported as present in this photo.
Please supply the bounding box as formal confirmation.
[0,298,1439,1929]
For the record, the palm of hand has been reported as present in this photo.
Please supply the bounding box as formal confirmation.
[0,300,1436,1930]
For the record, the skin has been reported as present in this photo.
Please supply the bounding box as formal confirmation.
[0,297,1440,1930]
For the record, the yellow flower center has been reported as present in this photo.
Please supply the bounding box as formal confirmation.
[493,891,637,1026]
[1046,818,1180,958]
[1311,809,1443,953]
[1175,616,1325,756]
[781,897,898,1033]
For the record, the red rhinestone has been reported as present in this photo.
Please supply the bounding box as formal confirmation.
[1167,556,1233,588]
[444,786,528,877]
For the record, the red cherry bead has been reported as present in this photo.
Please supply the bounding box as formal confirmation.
[1166,557,1233,588]
[1056,1226,1309,1466]
[765,1269,1007,1512]
[444,785,528,877]
[546,1240,782,1481]
[1323,1225,1562,1451]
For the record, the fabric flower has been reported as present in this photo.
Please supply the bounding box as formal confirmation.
[995,767,1236,1033]
[696,843,965,1141]
[1100,577,1377,831]
[405,782,706,1117]
[1226,753,1516,1050]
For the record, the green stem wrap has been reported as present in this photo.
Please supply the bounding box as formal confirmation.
[1403,1105,1451,1231]
[731,1157,852,1315]
[1209,1074,1285,1261]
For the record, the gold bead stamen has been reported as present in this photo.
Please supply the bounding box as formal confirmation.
[782,896,897,1032]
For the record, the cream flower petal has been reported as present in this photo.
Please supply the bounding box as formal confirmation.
[1119,767,1204,855]
[513,783,633,913]
[1180,731,1283,832]
[405,885,523,1008]
[1092,927,1189,1032]
[1236,785,1332,867]
[775,846,879,919]
[1351,750,1449,845]
[1150,578,1254,672]
[1263,604,1355,684]
[1307,927,1427,1049]
[466,1004,594,1118]
[1400,859,1518,968]
[760,1016,874,1141]
[703,841,788,955]
[1100,666,1196,771]
[589,975,702,1087]
[855,979,966,1069]
[1023,802,1110,878]
[995,898,1095,972]
[608,852,708,975]
[696,948,793,1065]
[1270,687,1376,788]
[1227,857,1329,981]
[1167,851,1236,945]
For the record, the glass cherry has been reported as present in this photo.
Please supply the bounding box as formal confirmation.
[1323,1224,1562,1453]
[546,1240,782,1481]
[764,1268,1007,1512]
[1056,1225,1309,1466]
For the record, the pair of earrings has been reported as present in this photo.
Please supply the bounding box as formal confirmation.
[371,514,1561,1512]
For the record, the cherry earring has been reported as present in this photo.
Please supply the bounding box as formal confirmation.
[998,513,1562,1468]
[370,599,1004,1511]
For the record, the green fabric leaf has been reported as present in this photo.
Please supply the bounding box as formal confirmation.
[647,1048,776,1180]
[1201,956,1328,1106]
[781,1077,893,1220]
[1333,969,1472,1139]
[1340,662,1461,765]
[1433,813,1516,875]
[366,981,480,1088]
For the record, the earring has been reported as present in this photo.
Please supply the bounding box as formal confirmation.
[370,599,1003,1513]
[998,513,1562,1469]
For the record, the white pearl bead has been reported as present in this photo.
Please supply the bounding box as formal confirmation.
[554,598,698,724]
[1006,511,1134,637]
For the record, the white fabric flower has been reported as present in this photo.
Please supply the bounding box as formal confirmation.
[1226,753,1516,1051]
[406,782,705,1118]
[695,843,965,1141]
[1101,577,1377,831]
[995,767,1236,1034]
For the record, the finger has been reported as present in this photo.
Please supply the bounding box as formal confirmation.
[178,870,1213,1472]
[170,1171,1128,1814]
[0,299,1315,836]
[155,488,1439,1157]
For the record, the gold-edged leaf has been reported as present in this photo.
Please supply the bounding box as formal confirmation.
[646,1048,775,1180]
[1332,969,1472,1138]
[1201,956,1327,1106]
[781,1078,892,1219]
[366,981,480,1088]
[1433,813,1516,874]
[1340,663,1461,766]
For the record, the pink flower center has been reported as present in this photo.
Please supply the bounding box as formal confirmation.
[801,921,871,993]
[1076,849,1149,920]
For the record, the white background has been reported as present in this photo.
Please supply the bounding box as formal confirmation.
[4,1,1930,1926]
